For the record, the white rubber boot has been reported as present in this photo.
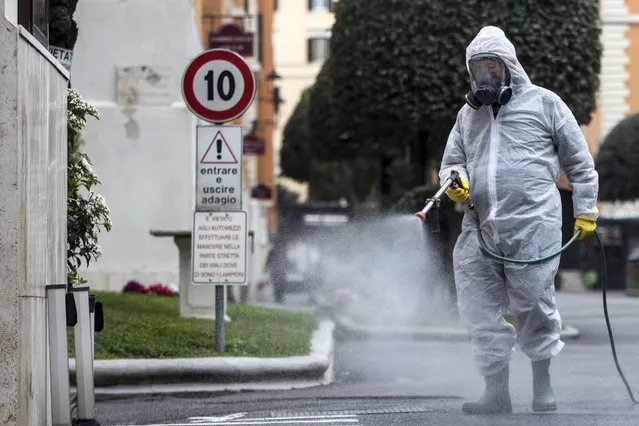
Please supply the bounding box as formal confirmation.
[462,365,512,414]
[532,359,557,412]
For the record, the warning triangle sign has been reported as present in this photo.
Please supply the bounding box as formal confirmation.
[200,131,239,165]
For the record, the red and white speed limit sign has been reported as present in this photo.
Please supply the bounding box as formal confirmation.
[181,49,257,123]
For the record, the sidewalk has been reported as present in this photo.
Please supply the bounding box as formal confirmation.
[331,290,621,342]
[72,320,335,399]
[334,313,581,341]
[333,290,639,342]
[556,289,639,319]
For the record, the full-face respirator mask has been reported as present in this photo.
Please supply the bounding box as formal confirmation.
[465,53,513,110]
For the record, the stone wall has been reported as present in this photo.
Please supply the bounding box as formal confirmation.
[0,19,69,426]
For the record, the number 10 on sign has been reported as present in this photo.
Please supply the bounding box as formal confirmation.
[204,70,235,102]
[182,49,257,124]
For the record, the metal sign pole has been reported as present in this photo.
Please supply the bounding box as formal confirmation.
[215,284,225,351]
[213,120,226,353]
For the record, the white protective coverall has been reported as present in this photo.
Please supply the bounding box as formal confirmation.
[439,26,599,377]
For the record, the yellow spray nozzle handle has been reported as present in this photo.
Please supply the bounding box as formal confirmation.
[449,171,474,209]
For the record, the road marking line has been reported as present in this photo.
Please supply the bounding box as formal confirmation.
[115,414,360,426]
[188,414,247,422]
[207,415,357,422]
[119,421,359,426]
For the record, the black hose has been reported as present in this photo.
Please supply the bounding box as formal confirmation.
[596,231,639,403]
[476,226,638,403]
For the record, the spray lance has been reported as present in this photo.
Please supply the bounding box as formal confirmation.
[414,170,474,228]
[413,170,639,404]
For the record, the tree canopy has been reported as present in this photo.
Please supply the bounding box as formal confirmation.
[281,0,602,208]
[596,113,639,202]
[49,0,80,49]
[306,60,348,161]
[279,88,312,182]
[327,0,602,165]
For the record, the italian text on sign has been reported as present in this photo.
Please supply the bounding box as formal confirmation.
[192,211,248,285]
[196,125,243,211]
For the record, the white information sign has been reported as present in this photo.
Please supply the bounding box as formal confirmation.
[192,211,248,285]
[196,125,243,211]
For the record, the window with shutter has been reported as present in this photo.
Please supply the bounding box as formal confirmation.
[307,37,330,63]
[309,0,331,12]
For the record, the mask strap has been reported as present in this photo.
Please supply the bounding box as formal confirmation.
[503,64,512,87]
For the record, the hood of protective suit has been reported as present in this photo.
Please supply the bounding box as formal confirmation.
[466,26,531,87]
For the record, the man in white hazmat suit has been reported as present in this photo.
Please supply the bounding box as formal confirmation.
[439,26,599,414]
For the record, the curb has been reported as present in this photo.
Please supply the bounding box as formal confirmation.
[69,320,335,397]
[335,315,580,341]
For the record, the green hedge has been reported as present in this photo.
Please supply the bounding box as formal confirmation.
[596,112,639,201]
[327,0,602,164]
[279,88,312,182]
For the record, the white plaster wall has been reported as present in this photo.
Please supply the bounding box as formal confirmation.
[0,20,69,426]
[2,0,17,25]
[72,0,202,291]
[273,0,334,178]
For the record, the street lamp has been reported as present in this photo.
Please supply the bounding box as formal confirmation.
[266,70,282,81]
[258,86,284,115]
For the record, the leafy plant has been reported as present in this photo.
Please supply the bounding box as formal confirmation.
[67,88,112,285]
[306,59,349,160]
[49,0,80,50]
[279,88,312,182]
[276,183,301,220]
[279,87,377,203]
[595,112,639,201]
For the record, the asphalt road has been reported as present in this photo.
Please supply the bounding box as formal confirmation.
[96,291,639,426]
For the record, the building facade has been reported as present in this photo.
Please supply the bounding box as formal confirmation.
[72,0,203,291]
[588,0,639,217]
[73,0,276,294]
[583,0,639,154]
